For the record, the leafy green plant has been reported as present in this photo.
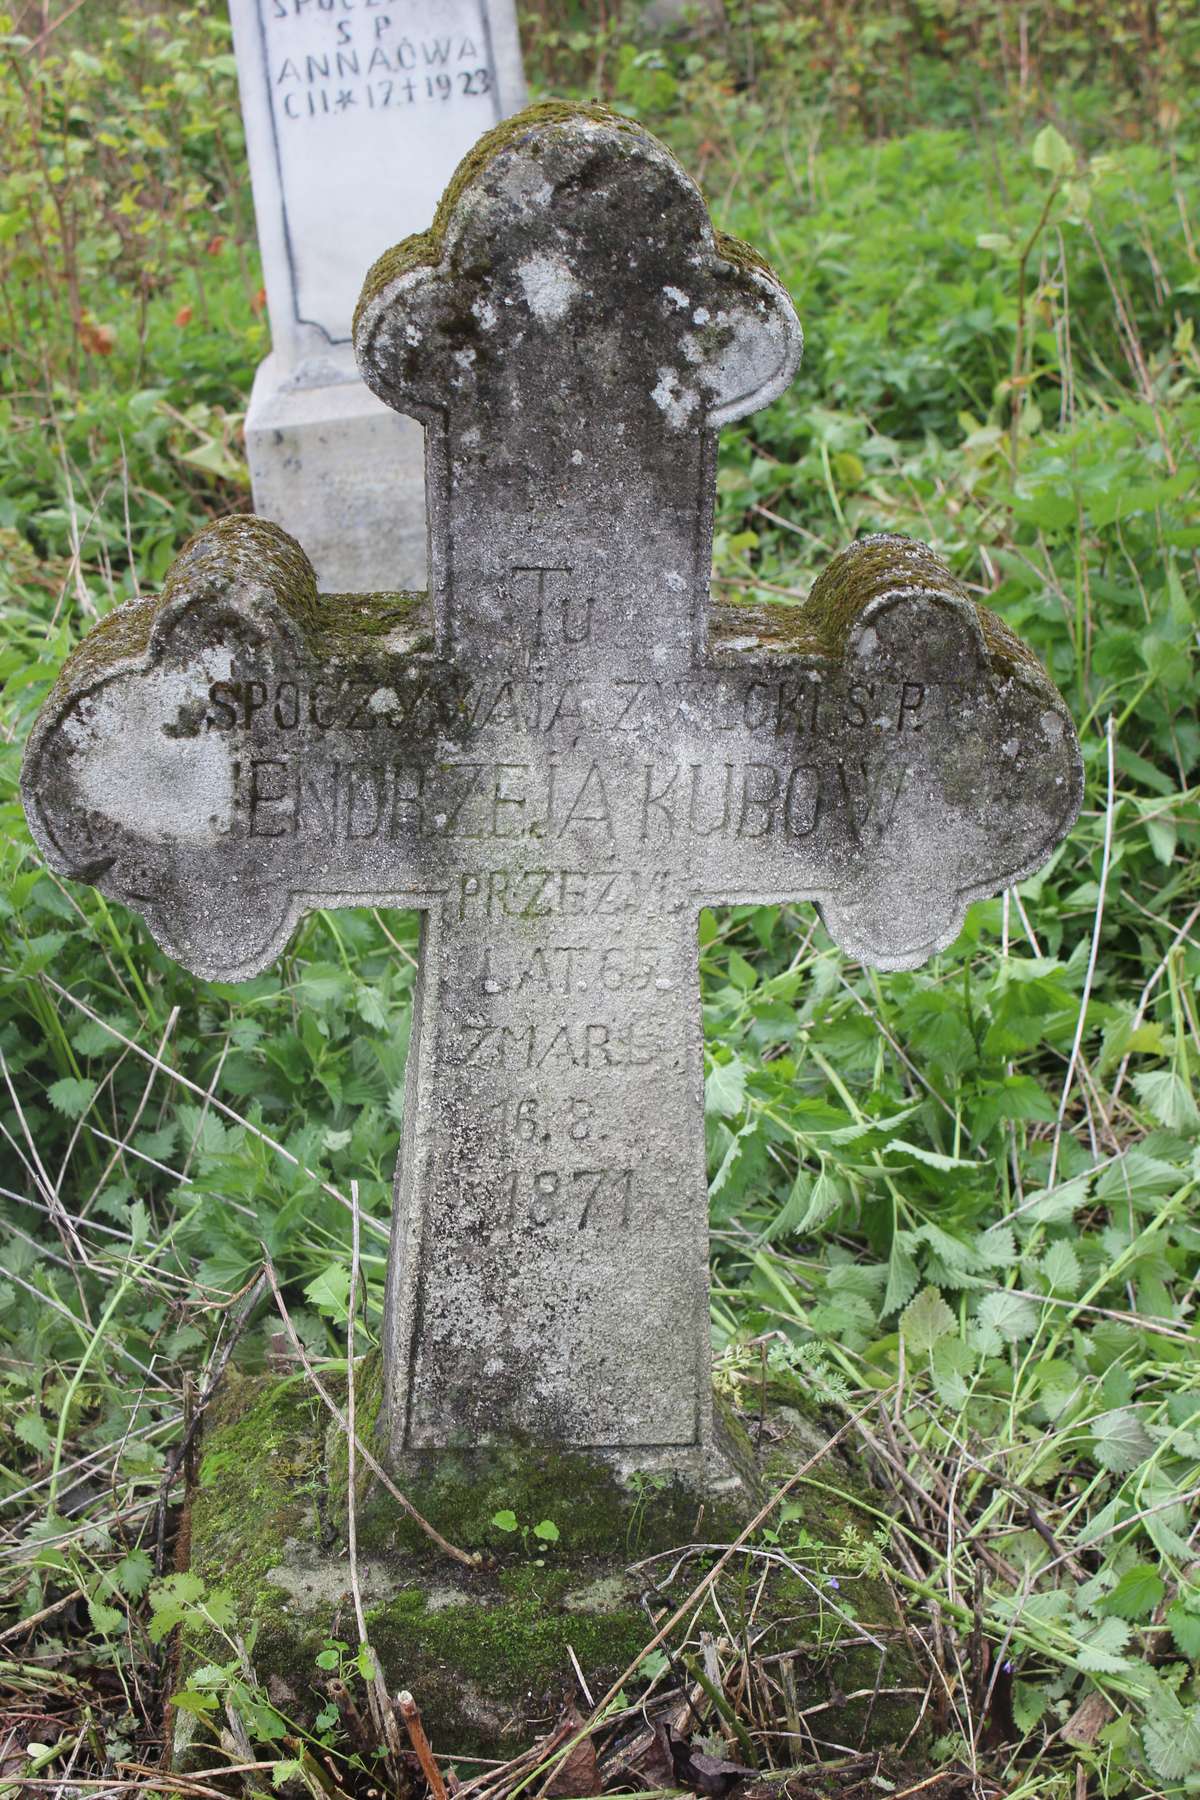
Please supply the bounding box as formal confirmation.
[491,1506,562,1554]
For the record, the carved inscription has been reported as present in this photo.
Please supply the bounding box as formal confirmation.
[200,647,944,868]
[499,1166,636,1230]
[458,868,685,919]
[205,672,935,739]
[449,1013,675,1071]
[264,2,496,123]
[241,755,827,844]
[484,1092,599,1143]
[457,1154,667,1245]
[249,0,509,339]
[479,942,674,996]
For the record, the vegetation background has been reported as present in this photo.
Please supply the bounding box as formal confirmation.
[1,0,1198,1794]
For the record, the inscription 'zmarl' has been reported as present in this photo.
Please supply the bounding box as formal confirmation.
[450,1012,678,1072]
[22,104,1082,1469]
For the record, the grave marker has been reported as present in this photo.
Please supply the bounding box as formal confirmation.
[22,104,1082,1485]
[228,0,525,592]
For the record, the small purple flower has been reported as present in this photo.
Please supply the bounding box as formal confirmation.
[1003,1660,1015,1674]
[828,1577,841,1590]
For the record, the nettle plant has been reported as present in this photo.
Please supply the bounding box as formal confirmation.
[148,1572,291,1752]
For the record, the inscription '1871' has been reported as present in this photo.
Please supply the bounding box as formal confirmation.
[499,1166,637,1232]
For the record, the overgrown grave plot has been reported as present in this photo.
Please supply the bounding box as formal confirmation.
[8,81,1088,1795]
[1,6,1199,1797]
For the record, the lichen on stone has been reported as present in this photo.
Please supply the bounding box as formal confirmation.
[353,102,648,343]
[352,99,795,383]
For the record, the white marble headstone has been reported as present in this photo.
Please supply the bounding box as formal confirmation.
[229,0,525,591]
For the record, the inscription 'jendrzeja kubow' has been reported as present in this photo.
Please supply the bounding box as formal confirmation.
[21,105,1082,1479]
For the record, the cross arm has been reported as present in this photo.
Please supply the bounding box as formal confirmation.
[683,534,1083,969]
[20,517,451,982]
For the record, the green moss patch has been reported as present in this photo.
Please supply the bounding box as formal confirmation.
[184,1361,924,1759]
[709,530,1047,682]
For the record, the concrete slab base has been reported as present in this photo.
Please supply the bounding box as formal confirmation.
[176,1356,922,1764]
[245,352,427,596]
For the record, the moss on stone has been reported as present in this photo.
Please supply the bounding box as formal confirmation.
[34,517,431,739]
[32,518,441,761]
[163,517,438,651]
[713,227,777,282]
[332,1352,736,1563]
[161,514,317,616]
[710,531,1050,685]
[362,1564,650,1757]
[188,1370,325,1619]
[38,591,159,724]
[325,1342,385,1520]
[304,589,433,654]
[184,1361,925,1759]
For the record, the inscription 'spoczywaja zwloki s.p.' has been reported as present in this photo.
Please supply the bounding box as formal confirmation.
[21,102,1082,1480]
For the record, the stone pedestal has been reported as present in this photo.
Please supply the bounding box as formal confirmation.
[176,1357,922,1763]
[244,349,427,594]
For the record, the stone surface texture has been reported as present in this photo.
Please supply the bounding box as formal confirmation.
[229,0,526,588]
[22,106,1083,1487]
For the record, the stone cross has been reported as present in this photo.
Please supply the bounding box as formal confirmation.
[229,0,526,591]
[22,104,1081,1482]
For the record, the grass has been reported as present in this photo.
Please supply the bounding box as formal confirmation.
[1,0,1199,1794]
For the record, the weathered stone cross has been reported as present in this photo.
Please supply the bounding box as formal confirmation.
[22,104,1081,1481]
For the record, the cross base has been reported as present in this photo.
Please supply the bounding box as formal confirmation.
[178,1357,924,1763]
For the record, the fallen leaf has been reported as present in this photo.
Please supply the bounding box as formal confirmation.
[205,234,225,256]
[601,1719,675,1790]
[543,1730,599,1797]
[251,285,267,315]
[175,304,193,327]
[534,1710,600,1799]
[79,320,115,355]
[669,1726,755,1799]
